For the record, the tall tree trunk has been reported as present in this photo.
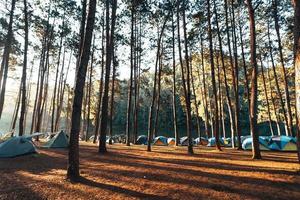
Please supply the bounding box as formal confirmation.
[67,0,96,181]
[153,52,162,138]
[108,54,116,145]
[272,0,293,136]
[0,0,16,118]
[171,10,179,145]
[260,56,275,136]
[19,0,29,136]
[11,88,21,132]
[246,0,261,159]
[223,0,237,148]
[147,12,170,152]
[98,0,117,153]
[207,0,220,151]
[51,21,64,132]
[200,37,210,138]
[190,56,201,140]
[292,0,300,163]
[213,0,235,145]
[266,66,282,135]
[267,23,289,136]
[126,1,135,146]
[93,12,105,144]
[230,0,242,149]
[86,37,95,141]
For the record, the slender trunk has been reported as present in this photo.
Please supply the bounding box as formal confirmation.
[260,56,275,136]
[207,0,220,151]
[93,12,105,144]
[267,23,289,136]
[246,0,261,159]
[86,38,95,141]
[0,0,16,118]
[126,2,135,146]
[200,37,210,138]
[213,0,234,143]
[171,11,179,145]
[67,0,96,181]
[11,88,21,131]
[190,56,201,139]
[147,12,170,152]
[273,0,293,136]
[230,0,242,149]
[223,0,237,147]
[153,53,162,138]
[19,0,29,136]
[108,54,116,145]
[98,0,117,153]
[292,0,300,162]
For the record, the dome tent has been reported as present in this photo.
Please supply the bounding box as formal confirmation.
[194,137,208,145]
[153,136,168,146]
[242,137,270,151]
[167,138,176,145]
[207,137,225,147]
[268,136,297,151]
[0,136,37,158]
[136,135,148,145]
[42,131,69,148]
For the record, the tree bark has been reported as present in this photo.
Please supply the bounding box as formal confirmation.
[98,0,117,153]
[67,0,97,181]
[246,0,261,159]
[207,0,220,151]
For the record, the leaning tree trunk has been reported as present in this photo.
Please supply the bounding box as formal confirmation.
[246,0,261,159]
[67,0,96,181]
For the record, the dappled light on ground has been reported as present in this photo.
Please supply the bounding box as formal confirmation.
[0,143,299,200]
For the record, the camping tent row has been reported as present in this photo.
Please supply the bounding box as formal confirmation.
[242,136,298,151]
[135,135,298,151]
[135,135,209,146]
[0,131,69,158]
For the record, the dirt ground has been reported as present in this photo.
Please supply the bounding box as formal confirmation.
[0,142,299,200]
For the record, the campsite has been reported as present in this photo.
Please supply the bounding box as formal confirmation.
[1,0,300,199]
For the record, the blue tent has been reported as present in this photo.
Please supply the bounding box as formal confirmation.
[242,137,269,150]
[0,136,37,158]
[179,136,196,146]
[207,137,224,147]
[136,135,147,145]
[268,136,297,151]
[153,136,168,146]
[194,137,208,145]
[42,131,69,148]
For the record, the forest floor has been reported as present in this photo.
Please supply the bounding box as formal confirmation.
[0,142,300,200]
